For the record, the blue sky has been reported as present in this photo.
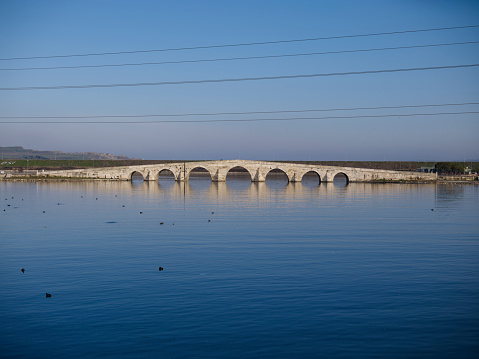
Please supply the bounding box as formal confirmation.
[0,0,478,160]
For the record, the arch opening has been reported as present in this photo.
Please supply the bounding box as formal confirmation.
[131,171,144,183]
[158,169,176,189]
[158,169,175,182]
[226,166,252,189]
[301,171,321,187]
[265,168,289,188]
[188,167,212,191]
[333,172,349,186]
[188,167,212,181]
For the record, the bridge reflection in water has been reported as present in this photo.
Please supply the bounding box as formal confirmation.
[17,178,455,212]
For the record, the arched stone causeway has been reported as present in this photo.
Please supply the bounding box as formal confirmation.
[40,160,438,183]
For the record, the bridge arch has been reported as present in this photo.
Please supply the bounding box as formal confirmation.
[130,171,145,182]
[157,168,176,181]
[226,166,253,182]
[187,166,213,181]
[332,172,349,185]
[266,168,289,183]
[301,170,321,186]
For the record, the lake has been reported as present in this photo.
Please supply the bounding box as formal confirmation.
[1,177,478,358]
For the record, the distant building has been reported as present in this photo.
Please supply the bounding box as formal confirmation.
[464,166,473,175]
[417,166,436,173]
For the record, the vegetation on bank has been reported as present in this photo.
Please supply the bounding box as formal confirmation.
[280,161,479,173]
[0,159,185,170]
[0,146,135,160]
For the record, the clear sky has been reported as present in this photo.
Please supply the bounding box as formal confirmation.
[0,0,478,161]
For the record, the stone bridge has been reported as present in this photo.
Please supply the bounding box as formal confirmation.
[38,160,437,183]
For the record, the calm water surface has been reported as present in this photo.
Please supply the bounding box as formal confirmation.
[1,177,478,358]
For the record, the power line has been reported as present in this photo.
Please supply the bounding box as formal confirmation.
[1,111,477,124]
[2,102,477,119]
[1,41,477,71]
[1,24,478,61]
[1,64,478,91]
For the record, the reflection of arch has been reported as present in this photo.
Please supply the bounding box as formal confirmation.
[131,171,144,181]
[333,172,349,184]
[301,171,321,185]
[226,166,253,181]
[158,169,176,181]
[266,168,289,182]
[188,167,212,181]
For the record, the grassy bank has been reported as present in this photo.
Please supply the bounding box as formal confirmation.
[0,159,182,170]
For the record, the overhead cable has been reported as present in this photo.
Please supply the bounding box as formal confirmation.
[1,102,478,119]
[1,111,477,124]
[1,24,478,61]
[1,41,477,71]
[1,63,478,91]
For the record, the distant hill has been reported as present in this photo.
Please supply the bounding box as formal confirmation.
[0,146,138,160]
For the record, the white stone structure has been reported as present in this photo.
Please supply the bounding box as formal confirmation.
[38,160,437,182]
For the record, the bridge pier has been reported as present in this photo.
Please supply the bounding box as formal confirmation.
[211,168,228,182]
